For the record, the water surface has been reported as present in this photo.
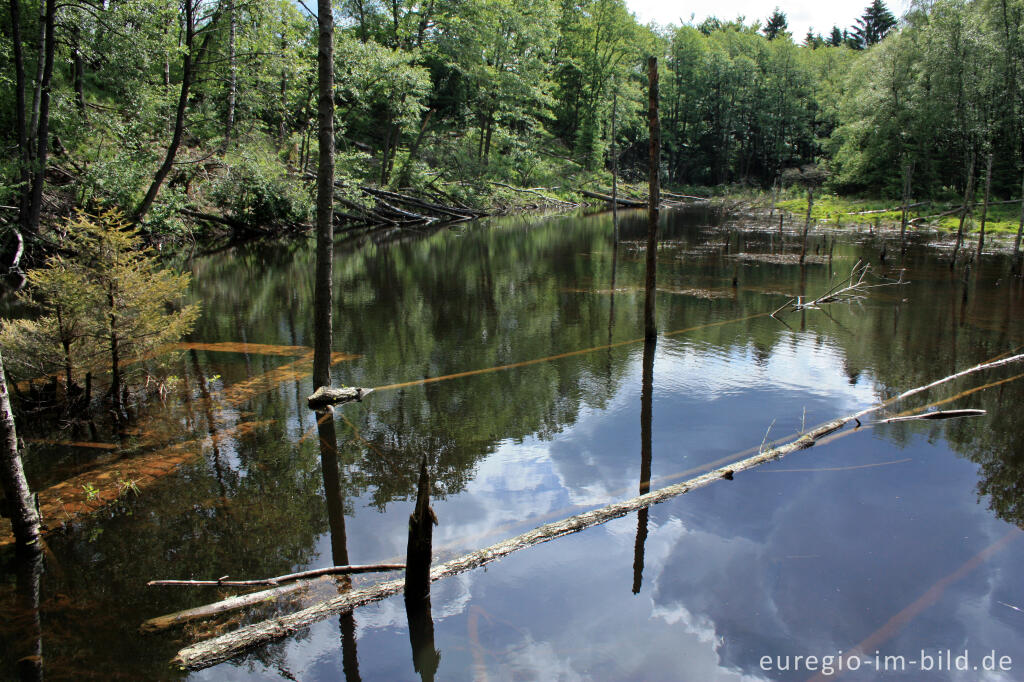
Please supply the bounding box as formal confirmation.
[4,207,1024,681]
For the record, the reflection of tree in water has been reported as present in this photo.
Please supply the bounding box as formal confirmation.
[318,412,362,681]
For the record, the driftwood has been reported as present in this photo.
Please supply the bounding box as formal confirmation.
[173,352,1024,671]
[306,386,373,409]
[147,563,404,588]
[580,189,647,208]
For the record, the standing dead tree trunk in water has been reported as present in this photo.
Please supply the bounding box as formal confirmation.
[0,351,41,547]
[951,152,976,268]
[1016,171,1024,268]
[405,458,440,681]
[977,152,993,257]
[782,165,827,266]
[644,56,660,341]
[313,0,335,390]
[900,162,914,249]
[611,85,619,244]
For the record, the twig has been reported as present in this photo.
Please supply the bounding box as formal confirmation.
[173,352,1024,671]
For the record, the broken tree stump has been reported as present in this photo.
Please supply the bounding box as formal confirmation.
[306,386,373,409]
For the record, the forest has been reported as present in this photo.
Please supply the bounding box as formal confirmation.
[0,0,1022,257]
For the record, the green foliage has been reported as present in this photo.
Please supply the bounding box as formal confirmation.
[210,144,312,226]
[0,211,200,405]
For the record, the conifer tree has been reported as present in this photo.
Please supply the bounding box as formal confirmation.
[764,8,788,41]
[853,0,897,48]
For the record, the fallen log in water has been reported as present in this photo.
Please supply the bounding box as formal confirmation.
[878,409,986,423]
[141,577,332,634]
[579,189,647,208]
[172,351,1024,671]
[306,386,373,409]
[148,563,405,588]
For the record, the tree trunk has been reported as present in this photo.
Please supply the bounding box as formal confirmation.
[900,162,913,248]
[800,187,814,265]
[136,0,219,223]
[398,109,435,186]
[26,0,56,236]
[951,152,976,268]
[108,285,124,418]
[1015,171,1023,262]
[0,351,41,547]
[977,152,993,257]
[72,19,85,111]
[611,86,618,243]
[644,56,660,341]
[224,0,236,148]
[9,0,31,233]
[312,0,335,390]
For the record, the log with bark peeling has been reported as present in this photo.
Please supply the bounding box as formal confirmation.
[173,352,1024,670]
[306,386,373,409]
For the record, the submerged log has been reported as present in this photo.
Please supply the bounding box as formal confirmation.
[306,386,373,409]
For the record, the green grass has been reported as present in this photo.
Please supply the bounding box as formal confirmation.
[775,194,1024,235]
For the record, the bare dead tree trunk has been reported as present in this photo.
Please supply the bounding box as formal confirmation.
[611,85,619,243]
[0,351,41,547]
[799,187,814,265]
[952,152,976,268]
[312,0,335,390]
[1015,171,1024,264]
[644,56,660,342]
[900,162,913,248]
[978,152,993,257]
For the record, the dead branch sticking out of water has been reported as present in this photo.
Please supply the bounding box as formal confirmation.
[772,261,906,317]
[172,352,1024,671]
[147,563,405,588]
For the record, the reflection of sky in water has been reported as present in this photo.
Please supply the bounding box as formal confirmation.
[195,330,1024,681]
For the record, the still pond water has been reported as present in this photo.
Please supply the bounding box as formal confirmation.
[4,207,1024,681]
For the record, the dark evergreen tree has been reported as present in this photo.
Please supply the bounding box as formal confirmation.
[763,8,788,40]
[852,0,897,48]
[828,26,844,47]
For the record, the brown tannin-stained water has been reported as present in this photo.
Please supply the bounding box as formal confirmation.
[4,207,1024,681]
